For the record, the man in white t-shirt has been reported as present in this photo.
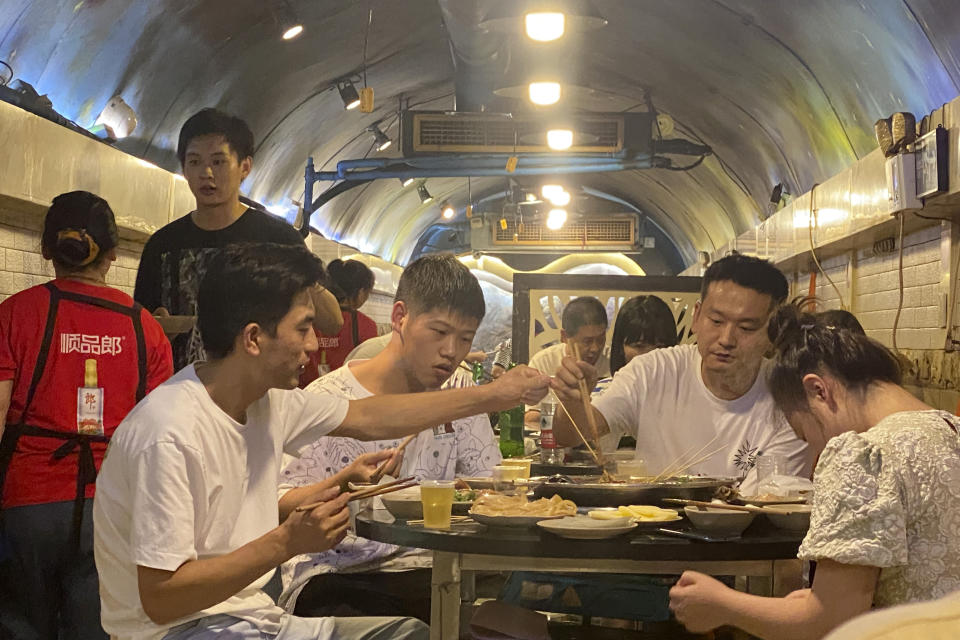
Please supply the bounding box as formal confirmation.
[525,296,611,428]
[93,244,550,640]
[278,255,499,620]
[552,254,808,487]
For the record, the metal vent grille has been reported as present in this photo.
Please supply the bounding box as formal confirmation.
[493,218,634,246]
[413,113,623,153]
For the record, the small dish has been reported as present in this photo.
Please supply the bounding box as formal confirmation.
[538,516,638,539]
[763,504,812,531]
[684,506,756,535]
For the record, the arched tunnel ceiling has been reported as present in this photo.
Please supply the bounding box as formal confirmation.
[2,0,959,267]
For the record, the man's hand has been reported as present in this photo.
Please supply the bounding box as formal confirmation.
[465,350,486,364]
[668,571,734,633]
[488,365,551,409]
[342,449,400,485]
[550,355,598,403]
[281,488,351,557]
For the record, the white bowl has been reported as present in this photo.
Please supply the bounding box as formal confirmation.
[379,486,423,520]
[684,506,756,535]
[763,504,812,531]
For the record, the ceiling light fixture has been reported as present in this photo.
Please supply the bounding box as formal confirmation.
[277,1,304,40]
[541,184,563,199]
[546,208,567,230]
[528,81,561,106]
[338,80,361,110]
[525,12,565,41]
[369,124,392,151]
[548,190,571,206]
[418,182,433,204]
[400,177,415,187]
[546,128,573,150]
[441,202,455,219]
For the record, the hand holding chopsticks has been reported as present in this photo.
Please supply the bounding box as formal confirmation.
[369,435,416,483]
[295,476,418,512]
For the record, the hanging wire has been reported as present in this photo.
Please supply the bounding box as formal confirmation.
[807,183,847,310]
[362,5,372,87]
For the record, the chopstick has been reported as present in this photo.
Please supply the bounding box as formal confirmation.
[662,498,768,514]
[294,476,417,512]
[369,435,417,483]
[569,344,602,450]
[406,515,472,525]
[555,397,614,483]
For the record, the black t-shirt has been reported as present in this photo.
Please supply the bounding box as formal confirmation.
[134,207,304,369]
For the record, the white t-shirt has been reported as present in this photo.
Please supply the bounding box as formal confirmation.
[345,333,391,363]
[526,342,611,411]
[277,361,499,610]
[93,365,350,640]
[592,344,809,485]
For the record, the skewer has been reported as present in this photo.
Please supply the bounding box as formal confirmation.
[369,435,417,483]
[667,444,729,478]
[295,476,417,512]
[653,432,723,482]
[555,398,614,482]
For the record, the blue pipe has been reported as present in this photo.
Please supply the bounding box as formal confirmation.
[336,152,635,171]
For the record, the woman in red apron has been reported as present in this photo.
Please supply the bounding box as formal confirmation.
[0,191,173,639]
[299,258,377,387]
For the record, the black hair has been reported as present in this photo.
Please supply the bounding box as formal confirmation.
[767,304,901,414]
[610,295,678,373]
[701,254,788,305]
[327,259,375,304]
[198,243,326,359]
[41,191,119,271]
[394,253,485,321]
[177,108,255,166]
[818,309,865,335]
[562,296,608,336]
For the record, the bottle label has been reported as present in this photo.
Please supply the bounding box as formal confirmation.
[77,386,104,435]
[540,414,556,449]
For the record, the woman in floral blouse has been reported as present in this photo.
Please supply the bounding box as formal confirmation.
[669,305,960,640]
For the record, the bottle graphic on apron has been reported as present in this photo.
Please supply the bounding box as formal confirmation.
[77,358,104,435]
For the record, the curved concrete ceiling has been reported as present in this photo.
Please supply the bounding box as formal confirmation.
[2,0,959,267]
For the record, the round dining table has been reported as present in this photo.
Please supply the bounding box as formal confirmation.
[356,509,806,640]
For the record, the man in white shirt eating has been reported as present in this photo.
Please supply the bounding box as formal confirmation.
[93,243,550,640]
[552,254,808,487]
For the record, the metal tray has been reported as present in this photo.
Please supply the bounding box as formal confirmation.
[533,476,737,507]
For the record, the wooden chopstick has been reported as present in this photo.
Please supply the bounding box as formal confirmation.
[406,515,472,525]
[370,435,417,483]
[569,344,602,449]
[662,498,768,514]
[347,481,418,503]
[294,476,416,512]
[555,397,602,467]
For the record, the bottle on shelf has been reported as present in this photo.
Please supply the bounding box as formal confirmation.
[77,358,104,435]
[497,363,525,458]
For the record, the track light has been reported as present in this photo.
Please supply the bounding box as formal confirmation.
[418,183,433,204]
[370,124,391,151]
[525,12,565,41]
[441,202,455,219]
[400,177,415,187]
[278,1,303,40]
[338,80,361,110]
[546,128,573,150]
[546,208,567,230]
[528,81,561,106]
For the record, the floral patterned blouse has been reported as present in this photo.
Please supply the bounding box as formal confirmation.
[799,410,960,606]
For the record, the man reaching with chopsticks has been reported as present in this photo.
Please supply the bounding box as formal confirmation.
[551,254,809,489]
[92,243,549,640]
[276,253,500,622]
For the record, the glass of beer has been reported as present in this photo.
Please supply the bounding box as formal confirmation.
[420,480,456,529]
[501,458,532,479]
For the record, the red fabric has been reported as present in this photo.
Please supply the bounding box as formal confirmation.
[299,309,377,387]
[0,279,174,507]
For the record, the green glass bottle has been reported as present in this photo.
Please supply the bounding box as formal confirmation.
[472,361,484,384]
[498,363,525,458]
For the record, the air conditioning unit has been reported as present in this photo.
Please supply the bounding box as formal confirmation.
[470,214,638,252]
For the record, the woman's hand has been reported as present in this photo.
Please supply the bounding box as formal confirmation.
[668,571,734,633]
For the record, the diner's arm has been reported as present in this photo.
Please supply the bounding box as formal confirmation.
[332,365,550,441]
[669,561,878,640]
[138,490,350,625]
[309,285,343,335]
[0,379,11,441]
[549,355,609,447]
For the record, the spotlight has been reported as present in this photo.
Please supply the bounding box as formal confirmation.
[278,1,303,40]
[282,24,303,40]
[541,184,563,199]
[528,81,561,106]
[546,208,567,230]
[525,12,565,41]
[441,202,455,219]
[546,128,573,150]
[540,184,570,206]
[338,80,361,110]
[400,177,415,187]
[370,124,392,151]
[418,183,433,204]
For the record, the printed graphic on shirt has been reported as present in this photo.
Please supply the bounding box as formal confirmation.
[160,247,220,368]
[733,439,761,472]
[61,333,124,355]
[432,422,455,438]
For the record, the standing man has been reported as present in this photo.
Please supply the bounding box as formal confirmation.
[278,254,500,621]
[525,296,611,428]
[552,254,808,487]
[94,243,549,640]
[134,108,341,370]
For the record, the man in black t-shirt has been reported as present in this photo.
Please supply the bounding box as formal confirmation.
[134,109,342,370]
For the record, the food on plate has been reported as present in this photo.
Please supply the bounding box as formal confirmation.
[593,505,680,522]
[470,493,576,517]
[454,489,478,502]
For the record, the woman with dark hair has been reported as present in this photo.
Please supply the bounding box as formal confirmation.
[609,295,678,375]
[669,305,960,640]
[0,191,173,639]
[299,258,378,387]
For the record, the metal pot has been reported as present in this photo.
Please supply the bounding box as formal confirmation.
[533,476,737,507]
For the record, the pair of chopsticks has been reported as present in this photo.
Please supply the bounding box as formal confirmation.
[407,515,472,526]
[651,433,726,483]
[662,498,768,514]
[557,343,612,482]
[295,476,417,512]
[369,434,417,483]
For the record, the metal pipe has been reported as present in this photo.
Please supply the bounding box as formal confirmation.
[312,159,653,182]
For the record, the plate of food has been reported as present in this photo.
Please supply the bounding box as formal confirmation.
[469,493,576,528]
[537,515,638,539]
[591,505,683,526]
